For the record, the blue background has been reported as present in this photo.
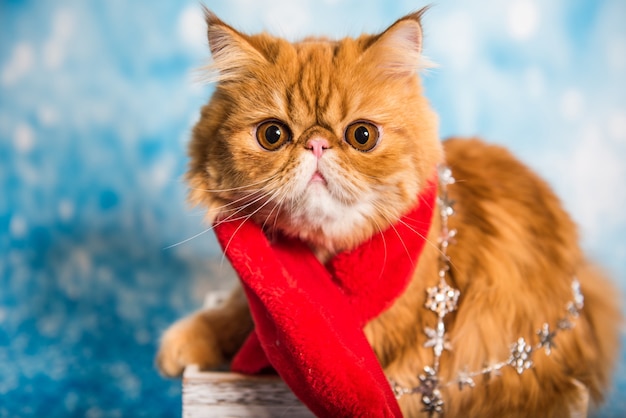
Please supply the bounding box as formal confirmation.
[1,1,624,417]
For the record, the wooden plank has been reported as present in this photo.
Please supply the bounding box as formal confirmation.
[183,366,315,418]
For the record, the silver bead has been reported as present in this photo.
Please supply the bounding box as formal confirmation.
[509,337,533,374]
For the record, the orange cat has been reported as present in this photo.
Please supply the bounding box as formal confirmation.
[157,9,621,417]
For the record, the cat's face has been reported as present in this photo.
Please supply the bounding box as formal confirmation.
[188,10,442,254]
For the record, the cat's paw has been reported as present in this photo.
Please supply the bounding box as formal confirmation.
[156,314,224,377]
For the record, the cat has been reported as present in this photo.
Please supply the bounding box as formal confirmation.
[157,8,621,417]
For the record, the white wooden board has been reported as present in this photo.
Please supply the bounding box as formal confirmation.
[182,366,315,418]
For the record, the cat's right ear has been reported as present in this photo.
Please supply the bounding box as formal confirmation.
[203,8,266,83]
[363,8,434,78]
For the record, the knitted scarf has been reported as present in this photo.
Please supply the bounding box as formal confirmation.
[213,176,437,417]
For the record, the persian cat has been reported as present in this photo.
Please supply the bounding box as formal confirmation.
[157,8,620,417]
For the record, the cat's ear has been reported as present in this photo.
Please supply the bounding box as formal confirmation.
[203,8,267,82]
[364,8,432,77]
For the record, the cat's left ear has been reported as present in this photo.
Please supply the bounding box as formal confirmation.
[202,8,267,83]
[364,8,431,77]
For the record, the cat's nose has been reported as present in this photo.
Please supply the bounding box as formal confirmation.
[306,137,329,158]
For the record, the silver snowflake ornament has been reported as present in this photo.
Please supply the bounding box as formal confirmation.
[509,337,533,374]
[456,369,476,391]
[417,367,444,417]
[566,279,585,318]
[424,322,452,357]
[438,165,456,187]
[566,301,580,318]
[537,323,557,356]
[482,362,505,381]
[437,196,456,219]
[425,281,460,318]
[572,278,584,310]
[438,227,457,249]
[557,318,574,330]
[380,166,586,411]
[390,379,409,399]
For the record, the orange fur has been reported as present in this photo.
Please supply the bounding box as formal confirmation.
[158,9,621,417]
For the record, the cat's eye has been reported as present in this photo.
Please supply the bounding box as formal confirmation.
[256,120,292,151]
[344,121,380,152]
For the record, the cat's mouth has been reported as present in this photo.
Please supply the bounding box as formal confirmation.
[309,171,327,186]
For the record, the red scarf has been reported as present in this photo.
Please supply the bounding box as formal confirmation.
[214,176,437,417]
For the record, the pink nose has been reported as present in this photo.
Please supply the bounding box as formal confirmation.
[306,137,329,158]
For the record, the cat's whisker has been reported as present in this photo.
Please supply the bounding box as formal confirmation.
[164,209,263,250]
[418,191,437,212]
[370,202,413,271]
[218,188,285,268]
[166,179,285,250]
[269,191,287,233]
[218,215,252,269]
[393,217,459,272]
[253,187,284,228]
[189,173,283,193]
[272,197,288,236]
[365,212,388,280]
[195,175,284,214]
[211,179,284,223]
[207,187,277,215]
[185,208,211,217]
[213,183,283,228]
[163,227,215,250]
[412,193,459,268]
[262,187,289,233]
[369,200,446,271]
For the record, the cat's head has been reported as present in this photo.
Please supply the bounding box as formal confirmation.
[188,9,442,255]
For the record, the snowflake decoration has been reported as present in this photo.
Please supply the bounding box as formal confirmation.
[437,196,456,219]
[424,322,452,357]
[388,165,584,415]
[438,165,456,187]
[417,367,444,416]
[509,338,533,374]
[390,379,409,399]
[537,323,557,355]
[438,227,457,249]
[566,279,585,318]
[557,318,573,330]
[425,281,460,318]
[572,279,584,310]
[456,369,476,391]
[482,363,504,381]
[566,302,580,318]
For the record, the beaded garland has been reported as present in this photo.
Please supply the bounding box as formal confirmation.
[389,165,585,417]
